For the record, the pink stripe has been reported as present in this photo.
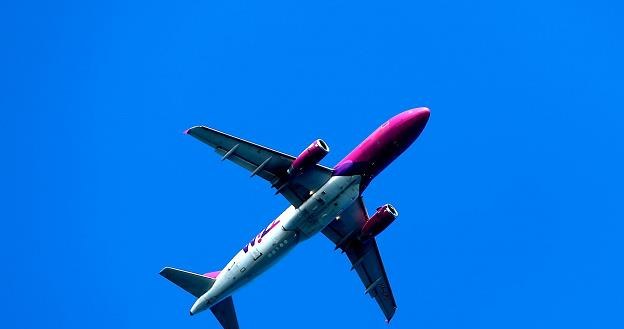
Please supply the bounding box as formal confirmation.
[203,271,220,279]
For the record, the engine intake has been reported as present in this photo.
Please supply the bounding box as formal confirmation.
[288,139,330,175]
[360,204,399,239]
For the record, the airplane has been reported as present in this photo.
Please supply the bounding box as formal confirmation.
[160,107,431,329]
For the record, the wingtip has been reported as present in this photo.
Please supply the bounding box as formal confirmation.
[159,267,173,276]
[385,307,397,324]
[184,126,202,135]
[184,126,206,135]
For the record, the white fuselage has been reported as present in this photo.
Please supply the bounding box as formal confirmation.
[190,175,361,314]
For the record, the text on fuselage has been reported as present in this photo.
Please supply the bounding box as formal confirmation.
[242,219,280,253]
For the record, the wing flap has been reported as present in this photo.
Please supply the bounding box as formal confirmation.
[213,144,282,183]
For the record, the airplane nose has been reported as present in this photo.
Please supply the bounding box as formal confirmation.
[411,107,430,124]
[404,107,430,133]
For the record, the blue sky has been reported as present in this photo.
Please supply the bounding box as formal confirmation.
[3,1,623,328]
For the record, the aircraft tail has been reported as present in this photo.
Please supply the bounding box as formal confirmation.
[159,267,218,298]
[160,267,239,329]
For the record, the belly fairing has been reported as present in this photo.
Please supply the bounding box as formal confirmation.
[282,175,361,237]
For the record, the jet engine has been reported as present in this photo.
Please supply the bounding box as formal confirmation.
[360,204,399,239]
[287,139,330,175]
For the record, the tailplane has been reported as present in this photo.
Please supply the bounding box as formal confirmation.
[211,296,239,329]
[159,267,217,298]
[160,267,239,329]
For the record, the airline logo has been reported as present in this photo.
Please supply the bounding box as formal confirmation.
[242,219,281,253]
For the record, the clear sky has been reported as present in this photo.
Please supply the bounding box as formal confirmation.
[3,1,623,328]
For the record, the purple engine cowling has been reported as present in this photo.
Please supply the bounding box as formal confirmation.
[287,139,330,175]
[360,204,399,239]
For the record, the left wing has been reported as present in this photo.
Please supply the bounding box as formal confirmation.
[322,198,398,322]
[185,126,333,208]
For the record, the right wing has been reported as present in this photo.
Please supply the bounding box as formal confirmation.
[185,126,333,208]
[321,198,398,322]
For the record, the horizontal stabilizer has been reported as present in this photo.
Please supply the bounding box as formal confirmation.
[211,296,239,329]
[160,267,216,298]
